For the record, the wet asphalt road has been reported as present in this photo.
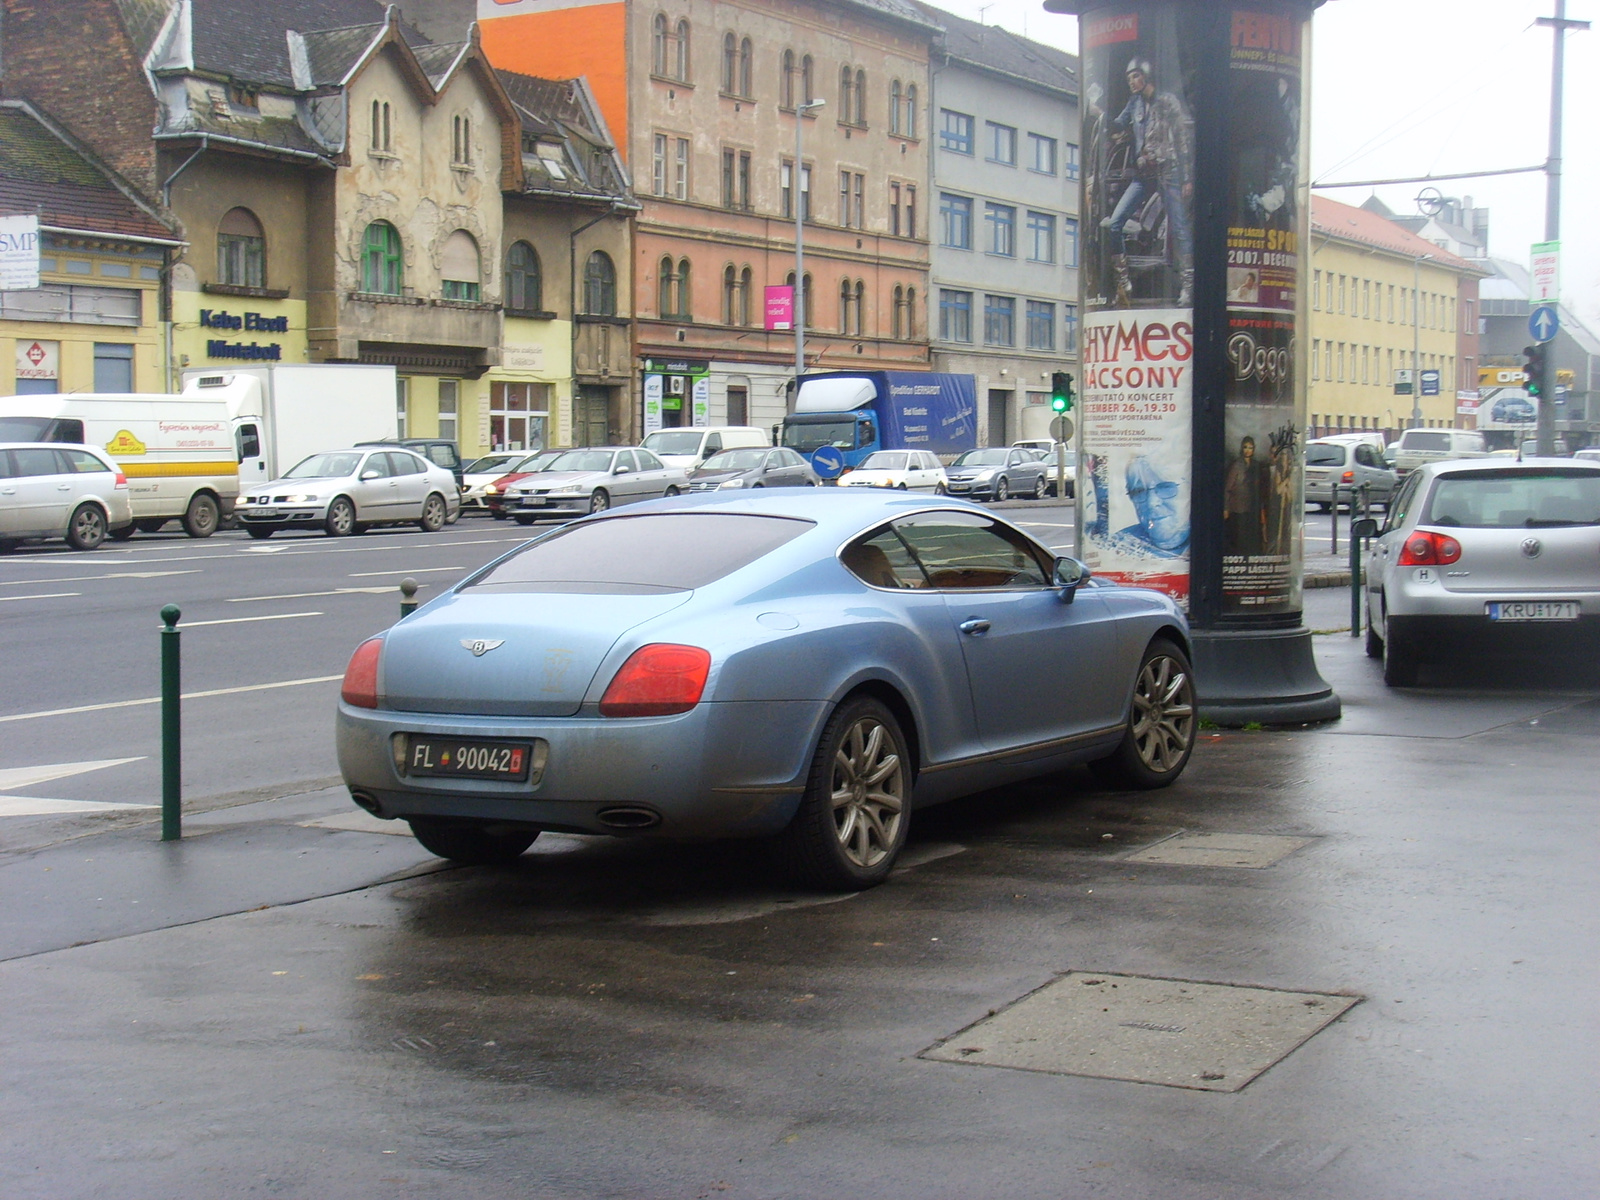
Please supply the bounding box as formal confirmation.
[2,507,1598,1198]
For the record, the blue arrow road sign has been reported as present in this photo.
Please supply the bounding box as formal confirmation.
[810,445,846,479]
[1529,305,1561,343]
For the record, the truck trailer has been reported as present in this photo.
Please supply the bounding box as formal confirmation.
[779,371,978,477]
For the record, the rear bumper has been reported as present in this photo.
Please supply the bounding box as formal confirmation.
[1385,612,1600,659]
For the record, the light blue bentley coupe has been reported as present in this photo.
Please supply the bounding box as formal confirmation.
[337,490,1195,890]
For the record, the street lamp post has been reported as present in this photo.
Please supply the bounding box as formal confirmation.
[1410,253,1431,428]
[795,97,825,380]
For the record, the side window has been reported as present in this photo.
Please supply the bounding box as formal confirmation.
[397,452,426,476]
[12,447,65,477]
[427,445,455,470]
[840,524,930,590]
[51,419,86,443]
[705,433,723,454]
[60,449,108,473]
[637,449,665,470]
[615,450,638,472]
[0,450,14,479]
[237,424,262,461]
[1384,472,1422,533]
[892,510,1052,589]
[858,418,876,448]
[364,453,395,478]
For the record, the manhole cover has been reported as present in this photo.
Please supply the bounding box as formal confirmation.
[1124,832,1311,869]
[921,972,1359,1092]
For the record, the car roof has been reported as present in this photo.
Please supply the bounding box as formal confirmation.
[0,441,110,455]
[1422,457,1600,477]
[581,486,1013,540]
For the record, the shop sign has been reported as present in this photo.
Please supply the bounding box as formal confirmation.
[199,307,287,360]
[502,343,546,372]
[765,286,793,331]
[15,339,59,381]
[0,215,41,290]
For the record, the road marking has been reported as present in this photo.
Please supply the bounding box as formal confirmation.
[0,571,200,587]
[182,611,323,627]
[346,566,463,577]
[0,674,343,725]
[0,796,155,816]
[0,592,80,603]
[0,537,520,569]
[0,757,146,792]
[225,586,421,602]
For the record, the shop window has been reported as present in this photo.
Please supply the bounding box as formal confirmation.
[438,379,459,441]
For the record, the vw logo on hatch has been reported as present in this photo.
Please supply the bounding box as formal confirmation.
[460,638,506,657]
[1521,538,1543,559]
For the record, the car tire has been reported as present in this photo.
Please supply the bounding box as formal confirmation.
[665,485,682,497]
[1382,620,1419,687]
[324,496,356,537]
[513,515,535,526]
[491,510,509,520]
[408,818,539,865]
[66,503,108,551]
[1315,502,1331,513]
[245,525,276,540]
[181,493,219,538]
[108,523,137,541]
[418,493,447,533]
[1090,638,1196,790]
[993,477,1009,503]
[588,489,610,514]
[1032,474,1047,500]
[775,695,910,892]
[935,482,947,495]
[136,518,167,534]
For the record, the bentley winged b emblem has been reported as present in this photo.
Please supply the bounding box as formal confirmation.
[460,638,506,657]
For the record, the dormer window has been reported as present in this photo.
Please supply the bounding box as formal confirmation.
[228,83,259,111]
[535,142,567,180]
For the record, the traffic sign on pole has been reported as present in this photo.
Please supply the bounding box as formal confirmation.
[1528,304,1561,343]
[1530,242,1560,302]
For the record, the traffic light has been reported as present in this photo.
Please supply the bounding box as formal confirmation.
[1050,371,1075,413]
[1522,343,1548,399]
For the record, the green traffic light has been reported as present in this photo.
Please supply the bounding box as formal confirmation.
[1050,371,1074,414]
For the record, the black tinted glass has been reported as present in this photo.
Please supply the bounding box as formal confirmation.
[1305,445,1343,465]
[0,417,53,441]
[892,510,1051,588]
[1424,470,1600,528]
[465,513,814,593]
[11,447,64,477]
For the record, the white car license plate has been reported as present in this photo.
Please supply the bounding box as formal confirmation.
[518,496,545,507]
[1486,601,1579,622]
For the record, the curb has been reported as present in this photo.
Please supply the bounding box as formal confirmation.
[1305,571,1352,589]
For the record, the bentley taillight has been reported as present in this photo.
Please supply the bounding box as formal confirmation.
[599,644,711,717]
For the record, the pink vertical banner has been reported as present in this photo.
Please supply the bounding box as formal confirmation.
[764,285,793,331]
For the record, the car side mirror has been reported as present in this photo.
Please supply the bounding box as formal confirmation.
[360,469,381,481]
[1351,517,1380,539]
[614,465,631,475]
[1053,556,1090,603]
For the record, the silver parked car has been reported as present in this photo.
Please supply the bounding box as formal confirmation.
[504,447,689,523]
[336,490,1195,889]
[688,446,820,491]
[0,442,133,551]
[944,447,1052,502]
[1305,439,1396,510]
[1360,459,1600,685]
[236,447,460,539]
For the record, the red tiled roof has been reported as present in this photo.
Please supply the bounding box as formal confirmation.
[1311,194,1486,276]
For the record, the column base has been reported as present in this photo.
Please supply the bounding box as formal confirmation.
[1190,626,1340,726]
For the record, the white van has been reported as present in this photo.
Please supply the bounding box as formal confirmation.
[1391,428,1489,477]
[641,426,770,471]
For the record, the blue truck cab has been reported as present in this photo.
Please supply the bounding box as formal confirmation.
[780,371,978,478]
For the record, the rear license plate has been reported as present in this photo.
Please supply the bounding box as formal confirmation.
[1486,601,1579,622]
[404,737,535,780]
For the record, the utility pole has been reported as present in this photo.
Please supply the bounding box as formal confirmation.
[1411,254,1429,429]
[1534,0,1589,455]
[794,97,825,381]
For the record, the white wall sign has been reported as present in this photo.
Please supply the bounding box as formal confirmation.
[0,215,42,290]
[15,339,59,380]
[502,343,546,372]
[691,377,710,427]
[643,373,664,435]
[1530,241,1560,302]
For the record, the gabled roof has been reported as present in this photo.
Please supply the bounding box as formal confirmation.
[187,0,426,87]
[842,0,944,34]
[497,71,632,204]
[919,3,1077,95]
[1311,194,1488,277]
[0,101,179,243]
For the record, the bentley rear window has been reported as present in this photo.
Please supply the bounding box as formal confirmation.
[464,513,814,593]
[1424,470,1600,528]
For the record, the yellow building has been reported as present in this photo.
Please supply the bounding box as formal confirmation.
[1307,195,1486,439]
[0,101,180,397]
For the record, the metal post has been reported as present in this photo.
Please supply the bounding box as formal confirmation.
[794,98,824,380]
[1410,254,1429,429]
[1349,522,1363,637]
[399,577,419,617]
[1329,485,1339,557]
[1056,440,1067,501]
[160,604,181,841]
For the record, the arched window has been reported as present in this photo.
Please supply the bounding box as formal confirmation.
[440,230,481,301]
[675,19,691,82]
[840,65,854,122]
[854,70,866,126]
[506,241,541,311]
[658,255,677,317]
[801,54,813,105]
[853,279,865,336]
[781,50,795,108]
[891,284,904,339]
[584,250,616,315]
[739,266,752,326]
[451,114,472,165]
[362,221,402,294]
[786,270,814,329]
[722,32,737,92]
[723,264,739,325]
[889,80,902,135]
[217,206,265,288]
[653,14,669,75]
[370,100,391,152]
[904,287,915,338]
[676,257,692,320]
[739,38,753,97]
[839,277,853,334]
[904,84,917,138]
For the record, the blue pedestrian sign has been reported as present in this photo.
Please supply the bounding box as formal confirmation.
[1529,305,1561,343]
[810,445,846,480]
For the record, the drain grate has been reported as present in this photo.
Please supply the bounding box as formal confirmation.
[921,972,1360,1092]
[1123,831,1312,869]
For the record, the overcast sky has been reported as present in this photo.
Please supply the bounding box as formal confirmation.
[938,0,1600,330]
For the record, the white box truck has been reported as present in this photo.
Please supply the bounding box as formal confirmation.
[0,364,398,538]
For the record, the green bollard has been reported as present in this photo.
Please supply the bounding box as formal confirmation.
[160,603,181,841]
[399,577,419,617]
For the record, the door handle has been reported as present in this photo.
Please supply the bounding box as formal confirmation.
[58,484,72,490]
[959,618,991,635]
